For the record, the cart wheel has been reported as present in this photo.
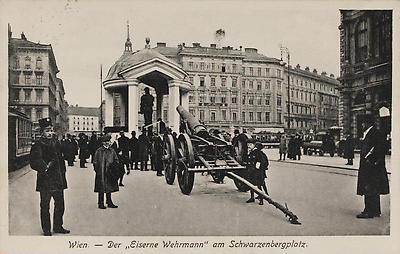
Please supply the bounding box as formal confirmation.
[163,134,177,185]
[178,134,195,167]
[211,172,225,183]
[177,160,195,195]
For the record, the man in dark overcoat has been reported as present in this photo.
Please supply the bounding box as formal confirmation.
[137,128,151,171]
[343,134,355,165]
[78,134,89,168]
[88,131,100,163]
[63,134,76,166]
[117,131,131,173]
[246,140,269,205]
[140,87,154,135]
[129,131,139,170]
[356,115,390,218]
[93,134,119,209]
[30,118,70,236]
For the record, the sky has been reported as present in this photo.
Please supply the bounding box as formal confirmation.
[3,0,348,107]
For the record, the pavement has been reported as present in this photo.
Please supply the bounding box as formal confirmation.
[264,148,391,174]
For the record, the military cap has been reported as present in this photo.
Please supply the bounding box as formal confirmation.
[38,117,52,130]
[100,133,112,142]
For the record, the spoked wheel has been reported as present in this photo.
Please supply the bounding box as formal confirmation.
[177,134,195,195]
[177,160,195,195]
[163,134,177,185]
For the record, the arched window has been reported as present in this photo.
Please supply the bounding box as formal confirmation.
[36,57,42,69]
[355,19,368,62]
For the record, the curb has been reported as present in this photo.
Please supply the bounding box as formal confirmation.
[270,159,391,175]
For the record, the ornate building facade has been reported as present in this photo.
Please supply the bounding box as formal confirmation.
[338,10,392,139]
[8,25,68,137]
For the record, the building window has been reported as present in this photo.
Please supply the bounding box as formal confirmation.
[265,96,270,106]
[199,110,204,121]
[242,80,246,89]
[13,89,20,101]
[189,95,194,103]
[25,74,31,84]
[36,108,43,120]
[265,80,270,90]
[36,57,42,69]
[277,95,282,107]
[232,112,237,121]
[36,90,43,102]
[249,80,253,89]
[249,112,254,121]
[210,96,215,103]
[24,89,31,102]
[232,96,237,104]
[232,64,237,73]
[221,77,226,86]
[222,110,227,120]
[200,62,205,70]
[257,112,262,122]
[211,63,215,71]
[277,112,282,124]
[257,81,262,90]
[36,74,43,85]
[221,64,226,73]
[188,62,193,70]
[249,97,254,105]
[249,67,253,76]
[232,78,237,87]
[257,97,262,105]
[257,67,262,76]
[242,112,246,122]
[221,97,226,104]
[242,95,246,105]
[355,19,368,62]
[200,76,205,87]
[265,112,270,122]
[210,111,216,121]
[211,77,215,86]
[25,56,31,69]
[14,56,20,69]
[277,80,282,91]
[277,69,282,78]
[265,68,270,76]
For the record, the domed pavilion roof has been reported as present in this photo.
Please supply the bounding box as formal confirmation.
[105,48,182,82]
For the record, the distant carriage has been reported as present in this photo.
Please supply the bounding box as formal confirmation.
[8,109,33,171]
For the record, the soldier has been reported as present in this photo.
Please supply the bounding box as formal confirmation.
[129,131,139,170]
[30,118,70,236]
[343,134,355,165]
[78,134,89,168]
[117,131,131,174]
[137,127,151,171]
[93,133,119,209]
[246,140,269,205]
[64,134,76,166]
[140,87,154,135]
[356,115,389,218]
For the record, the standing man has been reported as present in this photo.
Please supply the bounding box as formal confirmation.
[356,115,389,218]
[88,131,100,163]
[137,127,151,171]
[129,131,139,170]
[139,87,154,136]
[78,134,89,168]
[30,118,70,236]
[64,134,76,166]
[117,131,131,174]
[278,134,288,161]
[343,134,355,165]
[93,133,119,209]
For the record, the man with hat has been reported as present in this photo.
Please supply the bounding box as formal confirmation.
[30,117,70,236]
[93,133,120,209]
[356,114,390,218]
[139,87,154,136]
[129,131,139,170]
[246,139,269,205]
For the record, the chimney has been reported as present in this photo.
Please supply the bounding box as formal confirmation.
[192,42,200,47]
[330,74,335,78]
[321,71,327,76]
[21,32,27,40]
[305,67,310,71]
[296,64,300,69]
[244,48,258,53]
[313,69,318,74]
[156,42,166,47]
[239,46,242,51]
[210,43,216,48]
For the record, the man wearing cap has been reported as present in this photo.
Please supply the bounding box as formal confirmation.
[356,114,389,218]
[30,118,70,236]
[93,133,120,209]
[246,140,269,205]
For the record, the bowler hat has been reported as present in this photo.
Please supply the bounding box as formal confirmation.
[38,117,52,130]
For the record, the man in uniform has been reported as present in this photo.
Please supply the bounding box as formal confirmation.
[356,114,390,218]
[139,87,154,136]
[129,131,139,170]
[30,118,70,236]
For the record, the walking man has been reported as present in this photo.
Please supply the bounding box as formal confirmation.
[356,114,389,218]
[30,117,70,236]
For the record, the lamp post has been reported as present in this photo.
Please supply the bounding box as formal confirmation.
[280,46,290,130]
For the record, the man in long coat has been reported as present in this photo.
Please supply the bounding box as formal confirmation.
[343,134,355,165]
[246,140,269,205]
[137,128,151,171]
[78,134,89,168]
[140,87,154,135]
[129,131,139,170]
[93,134,119,209]
[30,117,70,236]
[88,131,100,163]
[356,115,389,218]
[63,134,77,166]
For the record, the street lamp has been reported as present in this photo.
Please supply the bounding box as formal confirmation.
[280,45,290,130]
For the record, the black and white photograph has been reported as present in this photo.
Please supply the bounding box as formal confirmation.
[0,0,399,253]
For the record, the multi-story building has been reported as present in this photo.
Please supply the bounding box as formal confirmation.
[283,65,339,132]
[338,10,392,139]
[67,105,100,135]
[8,26,65,133]
[154,42,339,133]
[55,78,68,137]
